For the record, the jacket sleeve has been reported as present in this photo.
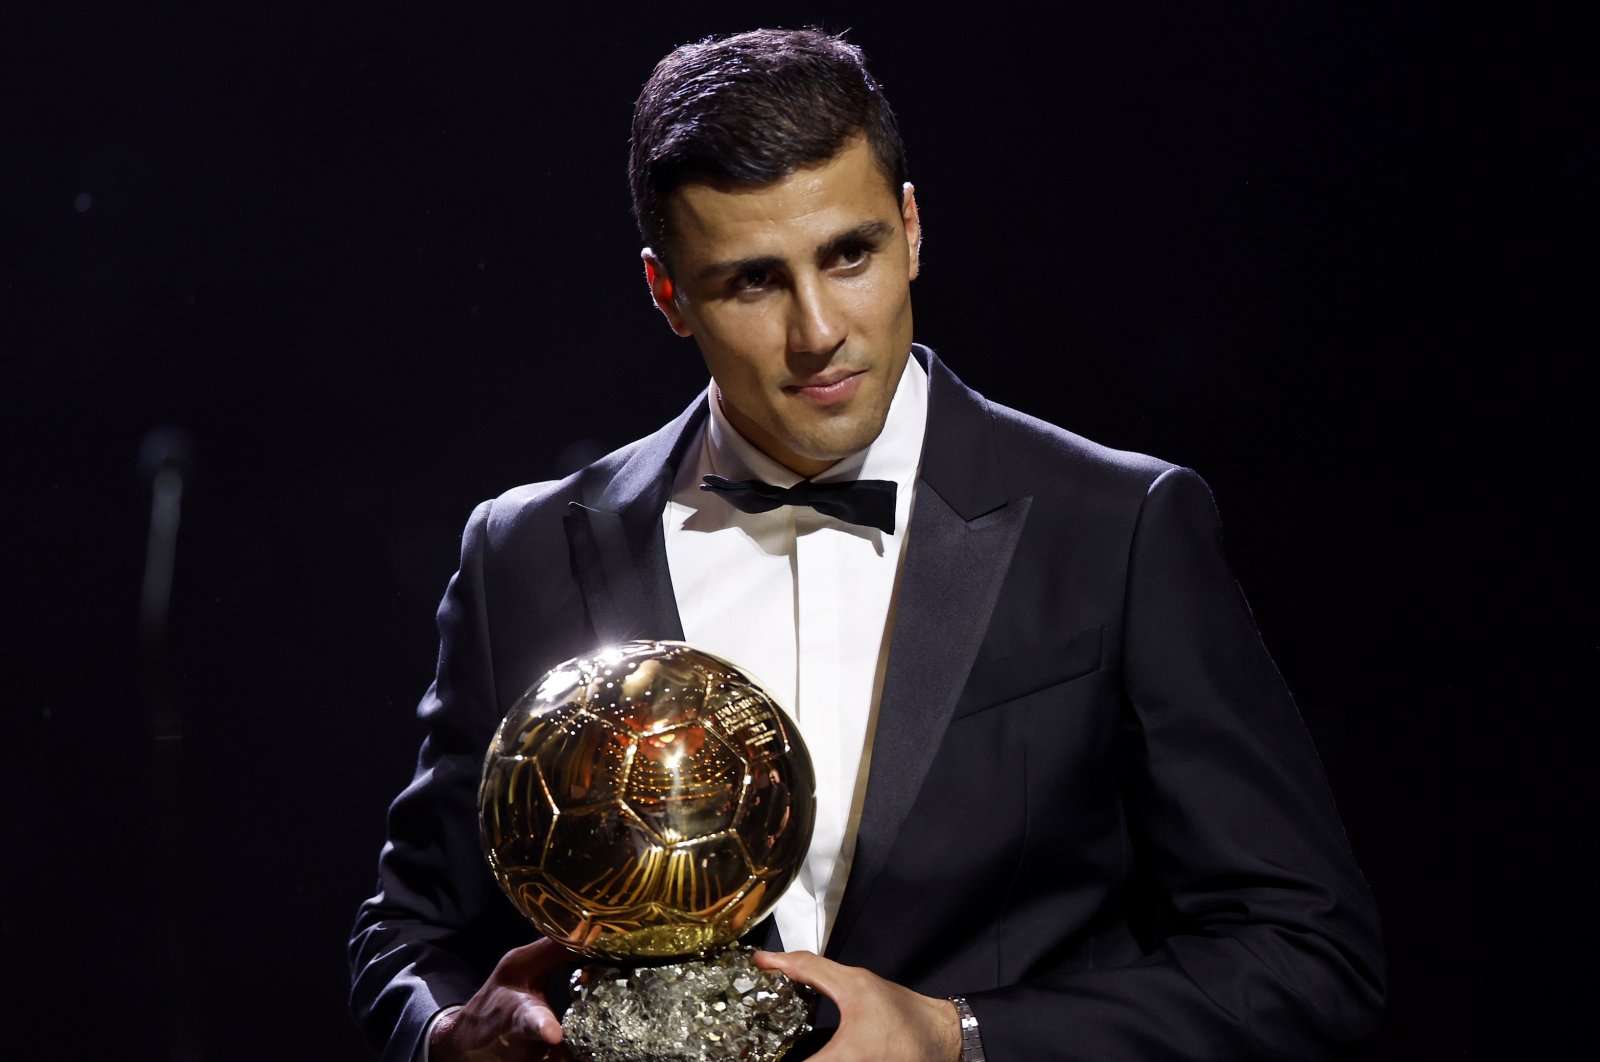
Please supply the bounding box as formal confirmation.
[969,467,1386,1060]
[349,499,532,1062]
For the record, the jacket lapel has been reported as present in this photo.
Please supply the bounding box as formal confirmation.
[828,348,1032,955]
[563,396,707,646]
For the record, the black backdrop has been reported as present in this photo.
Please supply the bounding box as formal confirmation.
[7,2,1592,1057]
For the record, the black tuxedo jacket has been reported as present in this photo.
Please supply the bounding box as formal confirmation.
[350,347,1385,1061]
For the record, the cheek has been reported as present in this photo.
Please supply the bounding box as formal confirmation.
[697,339,777,407]
[703,313,785,372]
[849,274,910,326]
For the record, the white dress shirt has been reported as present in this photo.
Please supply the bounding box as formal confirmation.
[664,353,928,955]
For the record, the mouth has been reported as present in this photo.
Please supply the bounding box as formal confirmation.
[785,370,865,403]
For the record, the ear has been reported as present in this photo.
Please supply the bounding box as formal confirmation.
[900,183,922,281]
[642,249,692,337]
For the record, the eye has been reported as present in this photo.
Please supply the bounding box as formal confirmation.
[732,266,772,293]
[831,241,872,270]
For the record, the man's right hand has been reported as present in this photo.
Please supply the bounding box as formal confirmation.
[430,938,575,1061]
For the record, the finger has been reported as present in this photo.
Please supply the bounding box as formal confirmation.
[753,950,855,1001]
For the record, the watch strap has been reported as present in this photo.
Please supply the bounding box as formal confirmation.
[949,996,986,1062]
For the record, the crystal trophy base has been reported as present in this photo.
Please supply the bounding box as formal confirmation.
[563,946,813,1062]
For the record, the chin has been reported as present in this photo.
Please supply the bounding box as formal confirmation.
[798,431,880,466]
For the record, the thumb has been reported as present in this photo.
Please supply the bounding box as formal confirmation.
[497,936,580,988]
[511,992,567,1045]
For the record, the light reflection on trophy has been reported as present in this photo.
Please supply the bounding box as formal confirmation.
[479,641,817,1062]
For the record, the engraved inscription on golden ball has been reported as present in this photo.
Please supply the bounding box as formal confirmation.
[479,641,816,963]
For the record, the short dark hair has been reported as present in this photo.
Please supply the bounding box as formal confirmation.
[629,28,907,267]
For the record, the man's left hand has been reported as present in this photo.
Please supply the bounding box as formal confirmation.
[754,950,961,1061]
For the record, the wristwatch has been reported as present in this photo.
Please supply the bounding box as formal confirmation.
[949,996,986,1062]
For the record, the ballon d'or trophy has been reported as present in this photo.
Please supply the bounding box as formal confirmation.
[479,641,817,1062]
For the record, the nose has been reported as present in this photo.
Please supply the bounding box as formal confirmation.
[787,275,846,358]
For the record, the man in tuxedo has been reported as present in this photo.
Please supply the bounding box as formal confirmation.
[350,28,1386,1061]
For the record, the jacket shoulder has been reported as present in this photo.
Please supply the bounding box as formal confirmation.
[920,346,1180,505]
[984,397,1180,501]
[466,433,660,546]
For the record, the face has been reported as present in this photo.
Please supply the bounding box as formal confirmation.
[643,137,921,478]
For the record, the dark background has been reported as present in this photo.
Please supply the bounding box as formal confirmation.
[6,1,1592,1057]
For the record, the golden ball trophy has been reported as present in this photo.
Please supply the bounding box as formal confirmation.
[479,641,817,1062]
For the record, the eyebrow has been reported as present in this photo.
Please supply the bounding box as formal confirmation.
[694,219,897,285]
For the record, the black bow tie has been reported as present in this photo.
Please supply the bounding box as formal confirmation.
[700,474,898,534]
